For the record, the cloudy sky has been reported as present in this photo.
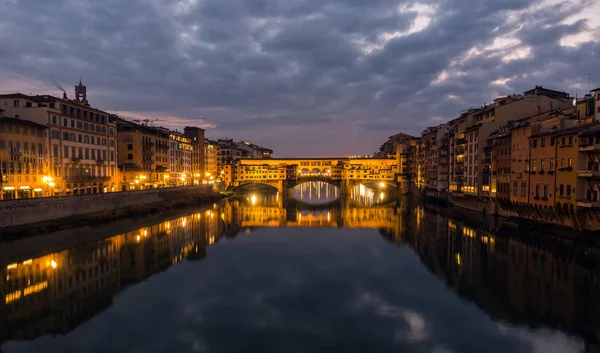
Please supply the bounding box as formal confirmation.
[1,0,599,157]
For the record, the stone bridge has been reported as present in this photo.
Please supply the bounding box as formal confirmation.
[228,157,399,195]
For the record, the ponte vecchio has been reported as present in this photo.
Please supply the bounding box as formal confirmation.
[226,157,399,195]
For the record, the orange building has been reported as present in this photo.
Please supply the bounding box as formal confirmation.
[528,131,557,207]
[509,122,531,205]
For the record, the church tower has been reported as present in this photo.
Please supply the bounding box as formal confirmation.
[75,78,88,105]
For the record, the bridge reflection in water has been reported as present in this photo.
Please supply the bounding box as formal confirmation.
[1,197,600,351]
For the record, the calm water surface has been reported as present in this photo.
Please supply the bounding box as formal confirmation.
[0,184,596,352]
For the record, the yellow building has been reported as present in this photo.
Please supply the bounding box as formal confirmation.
[169,132,192,186]
[204,139,220,182]
[112,117,170,190]
[0,84,119,195]
[0,112,49,200]
[555,126,583,209]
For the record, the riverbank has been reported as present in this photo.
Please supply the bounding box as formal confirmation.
[412,192,600,236]
[0,186,223,239]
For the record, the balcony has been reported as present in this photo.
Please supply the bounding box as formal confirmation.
[579,143,600,152]
[143,141,155,147]
[456,138,467,145]
[96,158,106,164]
[578,170,600,178]
[577,200,600,208]
[143,151,155,156]
[9,149,22,157]
[71,157,81,163]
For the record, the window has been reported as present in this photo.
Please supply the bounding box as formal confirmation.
[551,137,555,146]
[541,138,545,147]
[531,140,537,148]
[569,136,573,145]
[540,159,545,172]
[560,158,565,168]
[521,182,526,197]
[560,184,564,196]
[562,137,566,145]
[535,184,540,198]
[566,185,572,196]
[127,153,133,160]
[63,118,67,127]
[127,144,133,150]
[568,158,572,168]
[64,146,69,158]
[123,135,133,141]
[543,185,549,199]
[13,100,19,107]
[53,145,58,157]
[532,160,536,172]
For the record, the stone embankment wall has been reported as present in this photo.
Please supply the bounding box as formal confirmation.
[0,186,212,228]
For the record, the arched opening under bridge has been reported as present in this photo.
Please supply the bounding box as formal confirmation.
[291,181,340,205]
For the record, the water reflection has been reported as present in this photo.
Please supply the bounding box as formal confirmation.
[291,181,339,204]
[0,196,598,352]
[350,182,394,206]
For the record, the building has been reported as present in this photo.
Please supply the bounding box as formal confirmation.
[488,127,511,201]
[0,111,49,200]
[449,87,573,198]
[376,132,415,158]
[592,88,600,122]
[0,82,119,195]
[169,131,192,185]
[395,136,420,194]
[555,126,582,210]
[577,124,600,229]
[111,117,170,190]
[204,139,219,181]
[184,126,205,185]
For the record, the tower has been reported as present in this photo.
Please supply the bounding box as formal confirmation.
[75,78,88,105]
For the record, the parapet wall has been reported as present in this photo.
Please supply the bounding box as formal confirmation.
[0,186,212,228]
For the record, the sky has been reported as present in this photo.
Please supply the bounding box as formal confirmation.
[0,0,599,157]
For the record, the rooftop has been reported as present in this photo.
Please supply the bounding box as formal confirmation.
[0,116,48,129]
[0,93,109,114]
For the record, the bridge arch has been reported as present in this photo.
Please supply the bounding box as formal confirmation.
[231,182,279,193]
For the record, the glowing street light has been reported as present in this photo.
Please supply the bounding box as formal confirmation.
[50,260,57,269]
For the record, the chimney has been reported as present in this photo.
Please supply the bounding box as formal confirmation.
[63,91,67,99]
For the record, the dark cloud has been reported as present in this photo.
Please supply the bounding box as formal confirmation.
[0,0,598,156]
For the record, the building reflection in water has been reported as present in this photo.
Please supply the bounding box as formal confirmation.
[350,183,392,206]
[2,194,600,351]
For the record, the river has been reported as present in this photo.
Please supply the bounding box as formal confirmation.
[0,182,597,352]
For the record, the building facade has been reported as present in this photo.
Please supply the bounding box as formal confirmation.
[184,126,205,185]
[169,132,192,185]
[112,117,170,190]
[0,84,119,195]
[0,112,49,200]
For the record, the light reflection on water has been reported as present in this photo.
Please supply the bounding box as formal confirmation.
[291,181,339,204]
[290,181,394,206]
[0,196,594,353]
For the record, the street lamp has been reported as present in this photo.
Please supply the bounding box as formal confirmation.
[43,176,54,197]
